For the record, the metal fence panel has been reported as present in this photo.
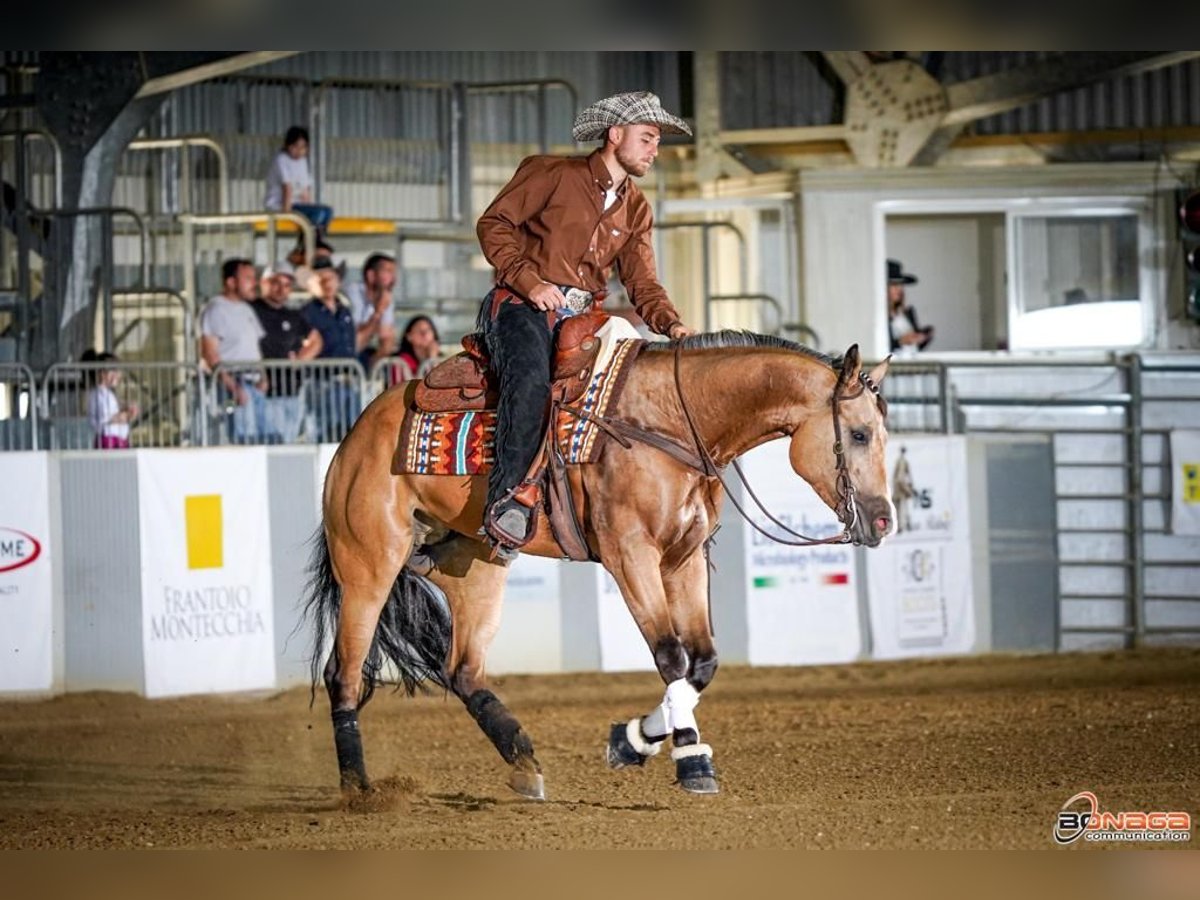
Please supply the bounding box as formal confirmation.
[0,363,37,450]
[888,353,1200,648]
[208,359,367,446]
[41,362,204,450]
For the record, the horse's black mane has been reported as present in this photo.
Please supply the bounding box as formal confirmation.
[644,330,842,369]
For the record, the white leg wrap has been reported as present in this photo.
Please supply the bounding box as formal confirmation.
[670,742,713,761]
[665,678,700,736]
[642,702,669,739]
[626,718,662,757]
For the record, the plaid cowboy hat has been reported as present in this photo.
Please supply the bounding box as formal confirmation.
[572,91,692,142]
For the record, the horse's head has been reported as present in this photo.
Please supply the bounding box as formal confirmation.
[788,344,894,547]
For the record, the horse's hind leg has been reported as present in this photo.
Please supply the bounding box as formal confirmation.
[322,528,408,793]
[422,536,544,799]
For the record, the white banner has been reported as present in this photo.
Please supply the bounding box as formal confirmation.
[866,435,975,658]
[137,449,276,697]
[0,452,54,692]
[737,440,862,665]
[1170,430,1200,536]
[490,554,563,674]
[596,566,656,671]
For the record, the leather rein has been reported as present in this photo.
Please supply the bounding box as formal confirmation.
[558,343,880,548]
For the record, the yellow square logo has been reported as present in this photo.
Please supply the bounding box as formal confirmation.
[184,494,223,569]
[1185,464,1200,504]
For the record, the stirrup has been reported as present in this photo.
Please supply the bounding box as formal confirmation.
[484,494,536,551]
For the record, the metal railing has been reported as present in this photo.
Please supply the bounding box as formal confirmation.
[41,361,205,449]
[0,128,62,208]
[207,359,367,446]
[125,136,230,215]
[107,288,194,364]
[0,362,37,450]
[177,212,315,318]
[655,220,792,339]
[886,353,1200,648]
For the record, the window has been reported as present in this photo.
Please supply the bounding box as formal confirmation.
[1010,210,1147,350]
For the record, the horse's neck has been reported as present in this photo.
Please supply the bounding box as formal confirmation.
[625,348,833,466]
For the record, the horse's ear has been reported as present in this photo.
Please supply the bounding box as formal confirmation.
[868,355,891,387]
[839,344,862,386]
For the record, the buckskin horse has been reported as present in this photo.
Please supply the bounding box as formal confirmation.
[306,326,893,800]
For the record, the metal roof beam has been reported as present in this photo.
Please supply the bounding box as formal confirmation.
[944,51,1200,126]
[821,52,872,85]
[135,51,300,98]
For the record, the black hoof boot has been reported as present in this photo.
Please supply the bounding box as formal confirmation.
[333,709,370,793]
[672,744,718,795]
[605,718,663,770]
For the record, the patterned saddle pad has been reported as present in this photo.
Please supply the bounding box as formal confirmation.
[397,327,642,476]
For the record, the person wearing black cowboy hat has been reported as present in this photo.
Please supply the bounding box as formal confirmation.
[887,258,935,354]
[475,90,698,558]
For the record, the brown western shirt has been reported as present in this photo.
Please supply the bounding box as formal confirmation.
[476,150,683,335]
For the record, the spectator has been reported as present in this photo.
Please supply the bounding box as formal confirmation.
[288,233,342,296]
[345,252,399,372]
[264,125,333,229]
[393,314,441,382]
[887,258,935,356]
[82,349,138,449]
[302,258,361,442]
[200,257,268,444]
[253,261,323,443]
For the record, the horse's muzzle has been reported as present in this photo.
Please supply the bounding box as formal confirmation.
[850,496,894,547]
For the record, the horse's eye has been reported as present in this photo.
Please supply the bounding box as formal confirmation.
[851,429,868,445]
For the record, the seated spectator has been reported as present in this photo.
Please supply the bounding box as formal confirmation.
[392,314,442,383]
[82,349,138,449]
[288,233,342,296]
[200,257,268,444]
[345,252,399,372]
[302,258,362,442]
[253,261,323,443]
[264,125,333,229]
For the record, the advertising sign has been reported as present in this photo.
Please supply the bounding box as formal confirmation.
[1170,430,1200,536]
[736,440,862,665]
[865,435,975,658]
[137,449,276,697]
[0,452,54,692]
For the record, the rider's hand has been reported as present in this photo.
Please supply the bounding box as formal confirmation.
[668,323,696,341]
[528,282,566,312]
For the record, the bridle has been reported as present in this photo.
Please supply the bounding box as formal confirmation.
[557,343,882,547]
[672,344,881,547]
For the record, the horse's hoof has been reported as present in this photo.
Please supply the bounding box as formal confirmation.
[606,719,662,770]
[339,771,371,794]
[508,767,546,801]
[672,744,718,795]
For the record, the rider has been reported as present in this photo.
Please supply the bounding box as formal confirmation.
[476,91,697,557]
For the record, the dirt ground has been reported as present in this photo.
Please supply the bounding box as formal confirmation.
[0,648,1196,849]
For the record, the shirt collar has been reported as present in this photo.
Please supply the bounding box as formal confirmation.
[587,150,629,198]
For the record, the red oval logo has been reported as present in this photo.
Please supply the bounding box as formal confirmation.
[0,527,42,573]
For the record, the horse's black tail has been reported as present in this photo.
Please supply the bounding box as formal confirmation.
[303,528,452,708]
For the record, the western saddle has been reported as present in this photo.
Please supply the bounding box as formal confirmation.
[409,310,615,561]
[412,309,609,415]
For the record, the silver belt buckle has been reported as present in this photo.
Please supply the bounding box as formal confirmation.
[562,287,593,313]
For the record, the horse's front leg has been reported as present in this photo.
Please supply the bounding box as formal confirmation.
[605,544,718,794]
